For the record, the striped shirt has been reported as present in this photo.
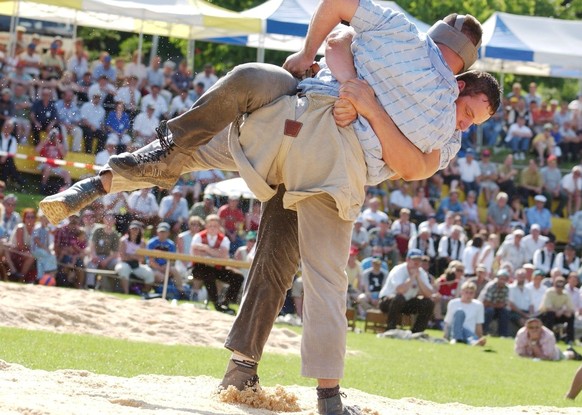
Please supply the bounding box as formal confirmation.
[299,0,460,185]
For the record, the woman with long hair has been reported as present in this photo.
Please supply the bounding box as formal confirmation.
[114,220,154,294]
[8,207,37,282]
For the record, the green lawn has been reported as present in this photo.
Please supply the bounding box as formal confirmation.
[1,323,580,409]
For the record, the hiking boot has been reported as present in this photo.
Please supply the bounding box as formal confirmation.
[318,393,361,415]
[219,359,260,391]
[39,177,106,225]
[108,121,191,189]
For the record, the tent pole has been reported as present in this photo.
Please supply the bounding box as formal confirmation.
[257,34,265,63]
[9,0,20,60]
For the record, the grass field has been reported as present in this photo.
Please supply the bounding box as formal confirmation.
[1,320,580,409]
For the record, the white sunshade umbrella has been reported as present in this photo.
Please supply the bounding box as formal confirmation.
[204,177,256,200]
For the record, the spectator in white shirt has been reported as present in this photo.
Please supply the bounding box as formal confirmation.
[458,148,481,195]
[525,269,548,313]
[360,197,389,230]
[561,166,582,217]
[193,63,218,91]
[508,267,534,328]
[351,218,370,260]
[127,188,160,227]
[521,223,548,262]
[388,182,413,215]
[141,84,168,120]
[131,104,159,149]
[555,245,580,278]
[158,185,189,234]
[505,115,533,160]
[170,89,194,117]
[95,135,118,166]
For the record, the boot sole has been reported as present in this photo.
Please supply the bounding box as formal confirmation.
[39,198,74,225]
[109,158,177,190]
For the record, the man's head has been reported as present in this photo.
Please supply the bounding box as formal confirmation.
[455,71,502,131]
[514,268,526,285]
[406,248,423,267]
[567,271,578,288]
[534,194,546,209]
[372,257,382,270]
[553,276,566,292]
[156,222,171,240]
[496,269,509,286]
[428,14,482,72]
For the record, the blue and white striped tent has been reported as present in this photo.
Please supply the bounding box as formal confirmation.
[477,12,582,78]
[207,0,430,60]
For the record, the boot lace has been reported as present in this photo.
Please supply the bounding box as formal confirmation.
[135,120,175,164]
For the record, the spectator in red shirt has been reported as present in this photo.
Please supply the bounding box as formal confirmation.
[217,194,245,256]
[35,128,71,194]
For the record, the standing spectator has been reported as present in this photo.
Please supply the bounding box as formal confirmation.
[508,268,534,329]
[114,220,154,294]
[146,221,186,294]
[526,194,552,236]
[561,166,582,218]
[190,214,244,314]
[30,87,58,145]
[193,63,218,91]
[506,115,533,160]
[517,159,543,205]
[80,91,106,154]
[458,148,481,195]
[378,249,435,333]
[541,154,567,217]
[55,88,82,152]
[0,119,25,189]
[539,276,575,344]
[217,194,246,256]
[479,269,510,337]
[189,193,217,222]
[85,211,120,289]
[478,149,499,205]
[444,281,486,346]
[158,186,189,234]
[35,128,71,194]
[486,192,512,235]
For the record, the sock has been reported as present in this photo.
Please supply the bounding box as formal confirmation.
[231,352,257,369]
[316,385,340,400]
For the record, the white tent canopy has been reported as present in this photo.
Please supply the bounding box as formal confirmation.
[204,177,256,200]
[476,12,582,79]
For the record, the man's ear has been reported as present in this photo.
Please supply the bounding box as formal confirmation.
[457,79,466,93]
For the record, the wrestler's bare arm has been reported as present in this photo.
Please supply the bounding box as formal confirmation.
[340,79,441,181]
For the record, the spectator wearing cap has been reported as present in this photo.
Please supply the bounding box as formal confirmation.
[541,154,567,217]
[191,214,244,314]
[55,88,82,152]
[85,211,120,289]
[95,135,119,166]
[555,244,580,277]
[0,119,25,189]
[391,207,416,258]
[517,159,543,205]
[41,41,64,79]
[189,193,217,222]
[435,188,463,222]
[539,276,576,343]
[408,225,436,263]
[92,53,116,83]
[105,101,131,152]
[525,269,548,314]
[35,127,71,194]
[505,115,533,161]
[217,194,246,256]
[561,166,582,217]
[478,149,499,205]
[388,182,412,216]
[526,194,552,236]
[127,188,160,228]
[159,186,189,234]
[368,217,398,267]
[88,74,116,107]
[140,83,168,120]
[131,102,159,149]
[193,62,218,92]
[532,123,556,166]
[146,221,186,293]
[66,38,89,82]
[30,86,58,146]
[496,229,527,273]
[114,220,154,294]
[359,197,389,230]
[478,269,510,336]
[532,238,557,278]
[0,87,15,130]
[508,267,534,328]
[436,225,465,275]
[521,223,549,262]
[444,280,486,346]
[357,257,388,318]
[458,148,481,196]
[80,90,106,153]
[378,249,435,333]
[17,42,40,79]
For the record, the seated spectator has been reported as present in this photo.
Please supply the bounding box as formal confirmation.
[131,103,159,149]
[54,215,86,288]
[7,207,37,282]
[564,271,582,320]
[92,54,116,83]
[559,121,580,162]
[193,62,218,91]
[35,128,71,194]
[505,115,533,160]
[233,229,256,284]
[31,209,57,281]
[569,210,582,250]
[176,216,206,301]
[468,264,491,298]
[30,86,58,145]
[388,182,412,216]
[159,186,189,235]
[12,83,32,144]
[100,190,130,234]
[461,235,483,276]
[434,261,464,326]
[66,38,89,82]
[539,276,575,344]
[526,194,552,236]
[351,218,370,260]
[41,41,64,79]
[105,101,131,151]
[76,71,93,103]
[189,81,205,103]
[170,88,193,118]
[55,89,83,152]
[359,196,388,230]
[127,188,160,227]
[217,194,245,256]
[541,155,567,217]
[478,149,499,205]
[369,218,399,267]
[124,51,148,89]
[140,83,168,120]
[444,281,486,346]
[95,135,118,166]
[190,214,244,314]
[0,119,25,189]
[391,208,416,258]
[521,223,548,263]
[517,159,543,205]
[555,245,580,277]
[0,88,15,130]
[508,267,534,329]
[116,75,141,119]
[532,123,556,165]
[495,229,527,273]
[114,220,154,294]
[245,202,261,232]
[436,225,465,275]
[479,269,510,337]
[189,193,217,222]
[408,225,436,263]
[441,155,461,191]
[515,317,582,361]
[378,249,435,333]
[562,166,582,218]
[146,222,186,295]
[436,188,463,222]
[170,59,193,95]
[80,91,106,154]
[345,246,363,307]
[458,148,481,195]
[356,257,387,318]
[411,186,434,223]
[496,154,518,196]
[532,238,557,277]
[461,190,482,236]
[85,211,120,289]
